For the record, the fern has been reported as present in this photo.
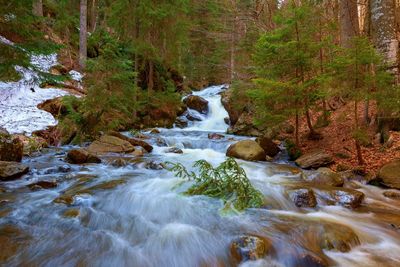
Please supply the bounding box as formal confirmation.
[166,158,264,211]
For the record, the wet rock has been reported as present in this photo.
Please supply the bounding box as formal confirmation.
[295,149,333,169]
[131,147,146,157]
[186,112,202,121]
[183,95,209,114]
[0,134,23,162]
[0,224,31,262]
[377,160,400,189]
[221,90,241,125]
[156,138,167,147]
[208,133,224,140]
[87,135,135,154]
[175,117,188,128]
[62,208,80,218]
[288,189,317,208]
[0,161,29,181]
[110,158,128,167]
[296,253,328,267]
[319,223,360,252]
[230,235,272,262]
[383,190,400,199]
[43,165,71,174]
[27,180,58,190]
[108,131,153,152]
[226,140,266,161]
[305,168,344,187]
[255,136,280,157]
[67,149,101,164]
[37,97,67,118]
[150,128,160,134]
[145,161,165,170]
[224,117,230,125]
[166,147,183,154]
[314,187,364,209]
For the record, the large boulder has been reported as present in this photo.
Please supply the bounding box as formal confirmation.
[226,140,266,161]
[221,90,241,125]
[256,136,280,157]
[230,235,272,263]
[295,149,333,169]
[0,134,23,162]
[304,168,344,187]
[67,149,101,164]
[377,160,400,189]
[87,135,135,154]
[0,161,29,181]
[227,112,264,137]
[183,95,209,114]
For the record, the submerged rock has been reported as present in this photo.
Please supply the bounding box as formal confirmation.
[166,147,183,154]
[230,235,272,263]
[67,149,101,164]
[150,128,160,134]
[377,160,400,189]
[226,140,266,161]
[288,188,317,208]
[27,180,58,190]
[314,187,364,209]
[304,168,344,187]
[208,133,224,140]
[0,134,23,162]
[175,117,188,128]
[87,135,135,154]
[183,95,209,114]
[0,161,29,181]
[255,136,280,157]
[0,224,31,263]
[296,253,328,267]
[295,149,333,169]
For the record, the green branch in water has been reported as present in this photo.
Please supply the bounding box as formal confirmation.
[165,158,264,211]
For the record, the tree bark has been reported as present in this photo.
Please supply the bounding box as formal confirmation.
[32,0,43,17]
[339,0,359,47]
[370,0,399,73]
[79,0,88,70]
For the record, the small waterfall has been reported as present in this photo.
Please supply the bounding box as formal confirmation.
[181,85,229,132]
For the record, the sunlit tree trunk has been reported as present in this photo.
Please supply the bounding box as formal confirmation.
[79,0,88,70]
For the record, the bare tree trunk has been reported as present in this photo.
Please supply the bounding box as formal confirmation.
[354,101,365,165]
[89,0,97,33]
[339,0,359,47]
[370,0,399,74]
[32,0,43,17]
[79,0,88,70]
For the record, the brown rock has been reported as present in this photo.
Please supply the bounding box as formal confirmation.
[27,181,57,190]
[226,140,266,161]
[0,161,29,181]
[295,149,333,169]
[67,149,101,164]
[183,95,209,114]
[0,225,31,262]
[288,188,317,208]
[37,97,68,118]
[166,147,183,154]
[256,136,280,157]
[383,190,400,199]
[87,135,135,154]
[0,134,23,162]
[108,131,153,152]
[304,168,344,187]
[377,160,400,189]
[314,187,364,209]
[208,133,224,140]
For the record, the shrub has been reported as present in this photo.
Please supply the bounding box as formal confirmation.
[166,158,264,211]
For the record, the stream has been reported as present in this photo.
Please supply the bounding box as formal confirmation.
[1,41,400,266]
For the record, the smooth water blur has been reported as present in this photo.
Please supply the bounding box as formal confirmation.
[1,86,400,267]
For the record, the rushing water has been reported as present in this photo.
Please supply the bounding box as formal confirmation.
[1,85,400,267]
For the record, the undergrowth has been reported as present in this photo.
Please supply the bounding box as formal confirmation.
[166,158,264,211]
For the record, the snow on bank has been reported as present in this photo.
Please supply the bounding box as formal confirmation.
[0,36,80,135]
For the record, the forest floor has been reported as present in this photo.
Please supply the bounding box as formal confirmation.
[289,100,400,175]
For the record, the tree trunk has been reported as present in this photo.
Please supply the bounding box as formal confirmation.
[79,0,88,70]
[32,0,43,17]
[339,0,359,47]
[370,0,399,74]
[89,0,97,33]
[295,109,299,146]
